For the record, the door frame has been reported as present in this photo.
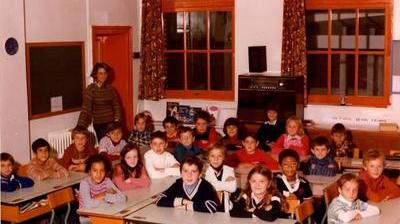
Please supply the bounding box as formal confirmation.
[92,26,134,130]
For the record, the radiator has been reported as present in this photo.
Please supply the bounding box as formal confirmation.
[48,125,97,158]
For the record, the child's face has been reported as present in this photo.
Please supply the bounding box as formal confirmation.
[73,133,88,152]
[281,157,298,179]
[332,132,346,145]
[364,158,384,179]
[195,118,208,134]
[242,136,258,154]
[249,173,269,197]
[125,149,139,168]
[1,160,13,177]
[181,163,200,185]
[208,149,224,169]
[90,162,106,184]
[150,138,167,154]
[96,68,108,84]
[267,110,278,121]
[339,180,359,202]
[135,118,146,132]
[179,132,194,147]
[226,125,238,138]
[286,120,299,136]
[311,145,329,160]
[36,146,50,163]
[108,128,123,143]
[164,122,177,136]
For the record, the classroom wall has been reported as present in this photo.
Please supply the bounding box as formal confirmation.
[139,0,400,130]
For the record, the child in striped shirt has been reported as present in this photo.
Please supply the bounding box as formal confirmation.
[328,173,379,223]
[306,136,338,176]
[98,122,127,161]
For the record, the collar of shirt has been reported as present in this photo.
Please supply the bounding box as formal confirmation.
[282,174,300,193]
[337,194,356,207]
[265,120,277,125]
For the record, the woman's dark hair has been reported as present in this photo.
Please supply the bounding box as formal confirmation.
[85,154,112,175]
[90,62,110,81]
[0,152,15,164]
[222,117,246,139]
[120,143,143,179]
[278,148,300,164]
[31,138,51,153]
[180,156,204,173]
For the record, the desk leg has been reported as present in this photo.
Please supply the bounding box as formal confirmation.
[64,203,71,224]
[49,209,55,224]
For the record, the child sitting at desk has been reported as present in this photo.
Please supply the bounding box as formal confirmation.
[144,131,180,179]
[112,143,150,191]
[330,123,358,158]
[256,105,285,151]
[226,133,278,171]
[59,126,98,172]
[162,116,180,151]
[192,110,221,151]
[79,154,126,222]
[275,149,312,218]
[305,136,338,177]
[173,127,203,163]
[221,117,244,152]
[1,152,34,192]
[98,121,127,161]
[328,173,380,223]
[204,144,237,212]
[230,165,283,221]
[358,148,400,202]
[128,112,154,150]
[27,138,69,180]
[272,116,310,156]
[156,156,220,213]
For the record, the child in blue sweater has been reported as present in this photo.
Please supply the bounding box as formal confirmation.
[306,136,338,176]
[1,152,34,192]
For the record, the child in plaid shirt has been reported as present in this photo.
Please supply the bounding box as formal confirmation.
[128,112,154,150]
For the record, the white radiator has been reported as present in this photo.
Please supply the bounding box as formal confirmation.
[48,125,97,158]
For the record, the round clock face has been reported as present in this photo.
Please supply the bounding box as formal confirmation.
[5,37,18,55]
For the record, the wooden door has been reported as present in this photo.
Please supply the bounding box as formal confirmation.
[92,26,133,131]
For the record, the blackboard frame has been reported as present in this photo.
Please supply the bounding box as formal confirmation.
[26,42,85,119]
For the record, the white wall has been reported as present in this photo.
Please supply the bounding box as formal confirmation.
[0,0,30,163]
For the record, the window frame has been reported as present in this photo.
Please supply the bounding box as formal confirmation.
[162,0,235,100]
[305,0,392,107]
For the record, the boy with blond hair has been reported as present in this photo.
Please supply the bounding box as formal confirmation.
[358,148,400,202]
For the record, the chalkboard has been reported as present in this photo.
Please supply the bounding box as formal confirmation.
[26,42,85,119]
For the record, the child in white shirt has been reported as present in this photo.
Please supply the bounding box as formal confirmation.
[144,131,180,179]
[328,173,380,223]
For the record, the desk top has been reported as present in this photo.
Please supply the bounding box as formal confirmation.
[77,176,177,219]
[1,171,86,205]
[348,198,400,224]
[337,158,400,170]
[125,204,296,224]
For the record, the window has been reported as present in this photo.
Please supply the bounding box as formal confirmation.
[305,0,392,107]
[162,0,234,100]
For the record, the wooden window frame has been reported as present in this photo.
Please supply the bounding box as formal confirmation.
[162,0,235,101]
[305,0,392,107]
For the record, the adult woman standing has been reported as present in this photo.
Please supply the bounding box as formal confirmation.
[77,62,121,142]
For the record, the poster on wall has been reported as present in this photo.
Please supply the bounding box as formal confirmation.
[166,102,180,120]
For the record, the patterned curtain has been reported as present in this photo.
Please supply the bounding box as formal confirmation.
[139,0,165,100]
[281,0,307,103]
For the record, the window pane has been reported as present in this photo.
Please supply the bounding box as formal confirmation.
[210,12,232,49]
[358,55,384,96]
[331,54,355,95]
[187,12,207,49]
[187,53,207,90]
[164,12,184,50]
[165,53,184,90]
[359,10,385,50]
[332,10,356,50]
[307,54,328,94]
[306,11,328,50]
[210,53,232,90]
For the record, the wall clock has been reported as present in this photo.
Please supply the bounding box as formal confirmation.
[5,37,18,55]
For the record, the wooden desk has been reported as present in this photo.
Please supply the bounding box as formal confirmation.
[304,175,341,197]
[1,171,86,223]
[77,176,177,224]
[336,157,400,170]
[348,198,400,224]
[124,204,296,224]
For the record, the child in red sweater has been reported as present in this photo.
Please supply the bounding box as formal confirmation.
[272,116,309,156]
[226,133,278,171]
[193,110,221,151]
[358,148,400,202]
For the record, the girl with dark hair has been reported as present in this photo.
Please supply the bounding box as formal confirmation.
[112,144,150,191]
[222,117,245,152]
